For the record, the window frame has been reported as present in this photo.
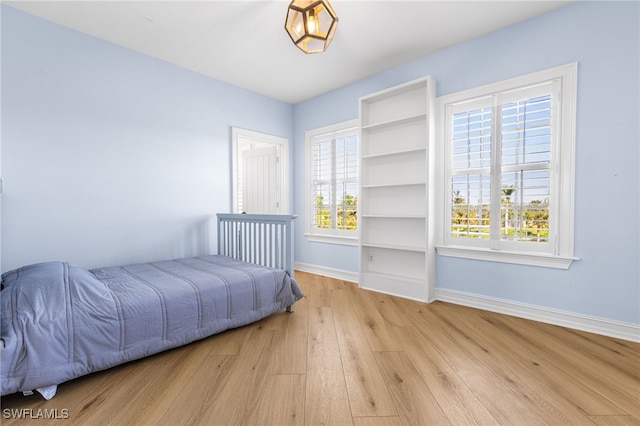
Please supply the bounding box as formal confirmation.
[304,119,360,246]
[436,63,578,269]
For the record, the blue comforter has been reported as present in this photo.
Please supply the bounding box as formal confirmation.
[1,256,303,396]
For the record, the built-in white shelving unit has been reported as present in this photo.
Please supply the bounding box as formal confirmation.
[359,77,436,302]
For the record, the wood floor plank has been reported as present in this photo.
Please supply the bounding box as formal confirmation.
[1,351,162,425]
[534,320,639,375]
[404,302,549,425]
[305,306,353,426]
[303,272,331,308]
[206,321,252,356]
[352,416,403,426]
[391,325,499,425]
[243,374,305,426]
[329,289,397,417]
[588,415,640,426]
[111,342,223,423]
[360,289,413,327]
[211,324,279,425]
[144,354,236,425]
[511,315,640,417]
[293,271,311,295]
[84,343,206,424]
[266,298,309,375]
[435,304,600,424]
[167,322,276,426]
[2,272,637,426]
[373,351,451,425]
[456,304,638,418]
[345,285,402,352]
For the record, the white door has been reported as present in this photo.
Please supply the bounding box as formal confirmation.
[242,146,279,214]
[232,128,290,215]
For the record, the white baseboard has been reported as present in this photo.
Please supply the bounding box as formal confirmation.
[435,288,640,343]
[294,262,359,283]
[293,264,639,342]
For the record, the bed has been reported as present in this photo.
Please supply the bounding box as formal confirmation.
[1,214,302,399]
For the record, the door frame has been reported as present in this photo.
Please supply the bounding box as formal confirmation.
[231,127,290,214]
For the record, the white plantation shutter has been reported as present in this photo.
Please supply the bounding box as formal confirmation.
[450,103,493,240]
[309,126,358,236]
[445,80,559,253]
[335,135,358,230]
[500,85,553,245]
[312,139,333,229]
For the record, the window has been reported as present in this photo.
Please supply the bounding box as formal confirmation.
[305,120,359,245]
[437,63,577,268]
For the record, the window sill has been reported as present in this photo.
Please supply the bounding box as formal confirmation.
[305,233,359,247]
[436,245,578,269]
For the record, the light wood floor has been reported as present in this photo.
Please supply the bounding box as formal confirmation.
[2,272,639,425]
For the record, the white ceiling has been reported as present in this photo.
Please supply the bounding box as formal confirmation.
[6,0,572,104]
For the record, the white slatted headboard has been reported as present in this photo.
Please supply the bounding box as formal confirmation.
[217,214,297,277]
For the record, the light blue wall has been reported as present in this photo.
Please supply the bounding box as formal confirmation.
[293,1,639,325]
[2,2,638,326]
[1,6,293,271]
[0,5,3,272]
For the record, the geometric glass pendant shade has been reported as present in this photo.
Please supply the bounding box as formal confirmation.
[285,0,338,54]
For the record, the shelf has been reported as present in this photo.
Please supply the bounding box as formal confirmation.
[359,76,433,302]
[360,271,425,287]
[360,214,427,219]
[361,79,429,128]
[360,115,426,158]
[359,271,428,302]
[361,242,426,252]
[361,182,425,189]
[361,113,427,132]
[361,150,426,187]
[360,215,426,249]
[361,246,426,279]
[361,147,426,160]
[360,214,426,219]
[361,214,426,219]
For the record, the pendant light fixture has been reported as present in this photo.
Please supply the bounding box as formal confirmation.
[285,0,338,54]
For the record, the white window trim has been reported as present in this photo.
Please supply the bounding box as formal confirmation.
[435,63,579,269]
[304,119,360,246]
